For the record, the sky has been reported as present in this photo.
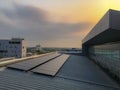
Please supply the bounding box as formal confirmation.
[0,0,120,48]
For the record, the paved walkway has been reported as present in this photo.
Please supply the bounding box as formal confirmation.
[57,55,120,89]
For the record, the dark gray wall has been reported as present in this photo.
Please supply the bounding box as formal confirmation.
[82,9,120,45]
[82,9,120,55]
[110,10,120,30]
[82,10,110,44]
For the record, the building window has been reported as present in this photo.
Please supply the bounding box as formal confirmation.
[0,50,8,53]
[9,41,21,44]
[89,42,120,60]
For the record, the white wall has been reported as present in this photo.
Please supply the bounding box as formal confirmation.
[0,39,26,58]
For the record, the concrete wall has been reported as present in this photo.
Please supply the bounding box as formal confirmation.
[0,39,26,58]
[82,10,110,44]
[82,9,120,45]
[110,10,120,30]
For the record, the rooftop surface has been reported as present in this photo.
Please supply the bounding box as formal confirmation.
[0,54,119,90]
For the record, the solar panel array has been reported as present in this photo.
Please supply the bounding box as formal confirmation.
[32,54,69,76]
[7,53,61,71]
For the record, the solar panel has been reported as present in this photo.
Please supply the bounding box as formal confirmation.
[7,53,61,71]
[31,54,69,76]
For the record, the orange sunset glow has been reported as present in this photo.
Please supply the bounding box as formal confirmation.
[0,0,120,48]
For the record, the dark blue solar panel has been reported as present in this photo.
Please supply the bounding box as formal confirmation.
[7,53,60,71]
[32,54,69,76]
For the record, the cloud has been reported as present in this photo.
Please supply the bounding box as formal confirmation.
[0,3,91,47]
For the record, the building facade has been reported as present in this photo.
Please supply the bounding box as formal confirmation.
[82,9,120,81]
[36,45,42,51]
[0,38,26,58]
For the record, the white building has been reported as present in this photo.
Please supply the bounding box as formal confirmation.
[0,38,26,58]
[36,45,42,51]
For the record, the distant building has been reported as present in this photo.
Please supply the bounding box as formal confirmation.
[59,48,81,54]
[27,47,37,55]
[27,44,42,55]
[0,38,26,58]
[36,45,42,51]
